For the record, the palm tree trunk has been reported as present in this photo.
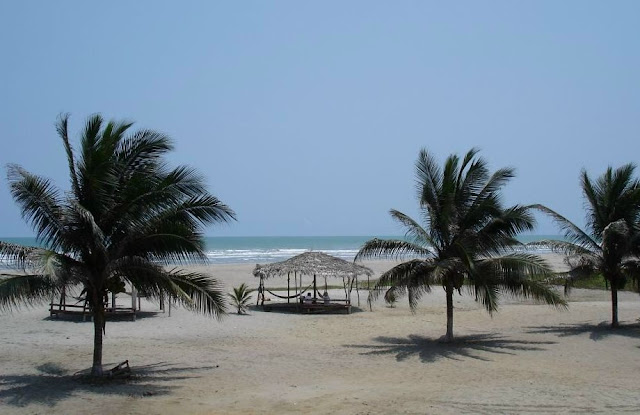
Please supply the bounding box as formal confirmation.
[90,289,105,376]
[444,283,454,342]
[611,285,619,328]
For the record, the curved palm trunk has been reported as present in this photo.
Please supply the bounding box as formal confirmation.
[90,289,105,376]
[444,283,454,342]
[611,286,619,328]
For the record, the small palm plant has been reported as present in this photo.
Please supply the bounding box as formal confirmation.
[228,283,252,314]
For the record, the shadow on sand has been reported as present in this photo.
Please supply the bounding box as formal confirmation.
[345,333,556,363]
[44,310,164,323]
[246,303,366,315]
[0,362,218,407]
[526,321,640,341]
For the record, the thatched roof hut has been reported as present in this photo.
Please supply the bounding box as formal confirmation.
[252,251,374,311]
[253,251,373,279]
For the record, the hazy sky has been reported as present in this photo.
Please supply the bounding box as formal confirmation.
[1,1,639,237]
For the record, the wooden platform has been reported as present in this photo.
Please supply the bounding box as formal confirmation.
[261,301,351,314]
[49,303,137,321]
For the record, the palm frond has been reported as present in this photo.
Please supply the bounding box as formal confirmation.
[355,238,432,262]
[7,165,67,250]
[163,269,227,318]
[475,254,567,310]
[55,113,81,197]
[115,129,172,179]
[0,273,64,311]
[527,240,594,257]
[65,200,106,256]
[369,259,435,310]
[531,204,601,252]
[389,209,437,249]
[115,258,226,318]
[415,148,441,212]
[80,113,103,162]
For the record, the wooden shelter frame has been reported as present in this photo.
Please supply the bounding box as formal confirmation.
[253,252,373,313]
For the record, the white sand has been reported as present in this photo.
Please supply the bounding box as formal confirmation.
[2,254,640,414]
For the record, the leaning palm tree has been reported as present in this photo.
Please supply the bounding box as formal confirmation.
[355,148,566,342]
[0,113,235,376]
[532,164,640,327]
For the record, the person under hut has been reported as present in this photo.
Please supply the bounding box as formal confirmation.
[303,292,313,304]
[323,291,330,305]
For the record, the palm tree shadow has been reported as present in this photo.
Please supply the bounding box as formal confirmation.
[43,310,163,323]
[0,362,219,407]
[345,333,555,363]
[526,321,640,341]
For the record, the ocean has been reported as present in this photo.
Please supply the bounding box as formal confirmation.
[1,235,560,266]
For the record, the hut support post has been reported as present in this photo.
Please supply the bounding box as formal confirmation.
[348,277,357,305]
[367,276,372,311]
[313,274,317,300]
[356,276,360,306]
[287,273,290,304]
[59,287,66,310]
[131,287,137,311]
[256,277,262,306]
[342,276,348,302]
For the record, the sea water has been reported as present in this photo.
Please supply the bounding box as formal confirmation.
[0,235,562,266]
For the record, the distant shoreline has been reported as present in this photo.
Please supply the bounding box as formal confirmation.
[0,235,567,266]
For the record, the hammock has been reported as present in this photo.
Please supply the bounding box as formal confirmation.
[265,281,314,300]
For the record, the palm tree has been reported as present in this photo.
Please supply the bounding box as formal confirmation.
[0,113,235,376]
[532,164,640,328]
[228,283,252,314]
[355,148,566,342]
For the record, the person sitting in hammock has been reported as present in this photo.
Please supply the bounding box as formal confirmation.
[323,291,330,305]
[303,293,312,304]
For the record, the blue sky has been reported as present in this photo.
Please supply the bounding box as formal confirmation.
[1,1,639,236]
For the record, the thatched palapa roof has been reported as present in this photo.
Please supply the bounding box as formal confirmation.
[253,251,373,280]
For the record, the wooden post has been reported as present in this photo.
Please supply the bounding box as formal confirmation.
[168,298,171,317]
[256,277,261,306]
[313,274,317,300]
[131,286,137,311]
[59,287,66,311]
[367,275,372,311]
[356,276,360,307]
[287,272,290,304]
[111,292,116,311]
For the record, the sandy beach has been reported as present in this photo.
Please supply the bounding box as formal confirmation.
[2,254,640,414]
